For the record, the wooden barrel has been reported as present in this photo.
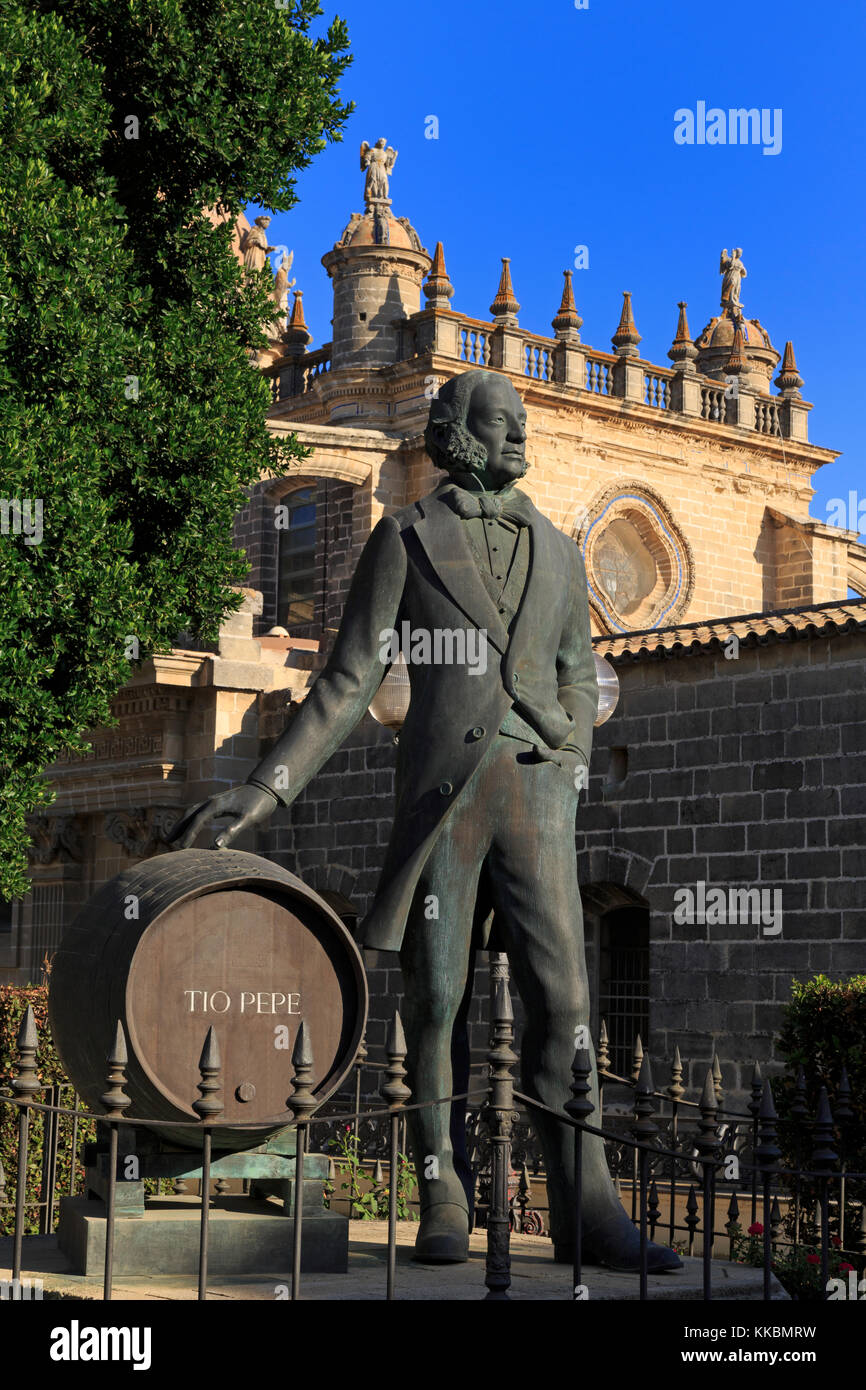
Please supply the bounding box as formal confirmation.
[48,849,368,1149]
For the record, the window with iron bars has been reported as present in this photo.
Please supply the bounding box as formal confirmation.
[598,906,650,1079]
[30,882,65,979]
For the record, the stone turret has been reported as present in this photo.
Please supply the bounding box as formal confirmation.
[321,141,431,370]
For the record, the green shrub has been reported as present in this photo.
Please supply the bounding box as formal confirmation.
[773,975,866,1224]
[0,980,96,1236]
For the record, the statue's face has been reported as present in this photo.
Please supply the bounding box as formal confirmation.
[466,377,527,486]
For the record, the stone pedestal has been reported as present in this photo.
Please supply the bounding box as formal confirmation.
[60,1137,348,1276]
[57,1194,348,1277]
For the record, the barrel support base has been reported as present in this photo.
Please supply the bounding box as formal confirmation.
[82,1137,327,1217]
[57,1194,349,1276]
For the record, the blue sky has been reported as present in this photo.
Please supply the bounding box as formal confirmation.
[256,0,865,539]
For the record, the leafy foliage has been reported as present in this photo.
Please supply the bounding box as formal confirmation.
[0,980,96,1236]
[772,975,866,1224]
[325,1127,418,1221]
[0,0,352,896]
[730,1222,857,1302]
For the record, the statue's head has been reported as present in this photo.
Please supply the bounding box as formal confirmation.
[734,247,742,258]
[375,137,387,149]
[425,370,528,490]
[255,215,272,229]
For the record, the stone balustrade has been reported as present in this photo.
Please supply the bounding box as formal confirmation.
[272,308,810,442]
[271,344,332,404]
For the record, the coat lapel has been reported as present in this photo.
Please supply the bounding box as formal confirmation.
[411,484,561,660]
[412,489,510,654]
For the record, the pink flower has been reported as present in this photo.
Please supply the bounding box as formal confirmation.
[840,1263,854,1273]
[831,1236,841,1248]
[747,1222,763,1236]
[806,1254,820,1266]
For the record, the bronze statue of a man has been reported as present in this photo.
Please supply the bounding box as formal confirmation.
[172,370,680,1272]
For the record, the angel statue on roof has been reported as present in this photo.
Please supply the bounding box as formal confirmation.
[271,249,295,316]
[240,215,276,276]
[360,138,398,208]
[719,248,747,313]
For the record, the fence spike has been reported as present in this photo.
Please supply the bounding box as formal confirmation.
[193,1026,224,1121]
[291,1018,314,1072]
[632,1053,658,1143]
[726,1192,740,1226]
[631,1033,644,1084]
[382,1012,411,1112]
[755,1078,780,1170]
[386,1010,407,1065]
[835,1065,854,1124]
[712,1053,724,1106]
[790,1064,808,1122]
[373,1159,384,1187]
[518,1162,532,1208]
[696,1067,719,1159]
[101,1021,131,1119]
[596,1018,611,1075]
[668,1044,684,1103]
[288,1020,317,1123]
[811,1085,837,1173]
[13,1005,39,1099]
[565,1047,594,1123]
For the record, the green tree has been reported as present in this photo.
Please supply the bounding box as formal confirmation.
[0,0,352,897]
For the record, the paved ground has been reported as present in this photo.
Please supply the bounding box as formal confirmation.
[1,1220,787,1301]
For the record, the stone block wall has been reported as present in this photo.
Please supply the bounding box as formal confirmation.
[580,625,866,1099]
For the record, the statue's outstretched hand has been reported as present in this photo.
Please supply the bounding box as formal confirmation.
[167,784,279,851]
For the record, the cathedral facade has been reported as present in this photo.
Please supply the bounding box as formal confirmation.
[5,166,865,1104]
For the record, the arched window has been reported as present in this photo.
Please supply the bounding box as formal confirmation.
[277,487,318,629]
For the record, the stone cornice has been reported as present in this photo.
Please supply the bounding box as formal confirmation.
[272,351,837,475]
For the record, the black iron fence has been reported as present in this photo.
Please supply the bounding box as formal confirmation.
[1,982,864,1302]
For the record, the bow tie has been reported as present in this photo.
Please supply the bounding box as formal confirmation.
[439,484,534,526]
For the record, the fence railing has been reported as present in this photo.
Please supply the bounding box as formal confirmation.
[2,991,862,1302]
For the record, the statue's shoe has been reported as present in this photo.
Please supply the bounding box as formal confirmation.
[554,1240,682,1272]
[556,1212,683,1273]
[413,1203,470,1264]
